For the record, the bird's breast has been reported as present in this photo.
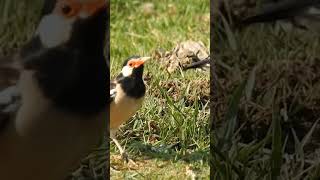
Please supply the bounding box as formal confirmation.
[110,85,144,130]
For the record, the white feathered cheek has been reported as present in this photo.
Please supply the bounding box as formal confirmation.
[36,14,74,48]
[121,66,133,77]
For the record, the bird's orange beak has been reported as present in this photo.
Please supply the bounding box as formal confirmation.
[128,57,151,68]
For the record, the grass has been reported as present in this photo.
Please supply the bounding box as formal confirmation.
[110,0,210,179]
[0,0,42,55]
[212,4,320,179]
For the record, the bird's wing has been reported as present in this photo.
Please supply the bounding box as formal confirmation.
[110,80,117,103]
[0,56,21,130]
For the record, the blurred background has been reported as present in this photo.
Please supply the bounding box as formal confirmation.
[212,0,320,179]
[0,0,42,56]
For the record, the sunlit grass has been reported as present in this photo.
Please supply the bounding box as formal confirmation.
[110,0,210,178]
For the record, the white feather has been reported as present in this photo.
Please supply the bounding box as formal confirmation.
[110,88,116,99]
[36,14,74,48]
[121,66,133,77]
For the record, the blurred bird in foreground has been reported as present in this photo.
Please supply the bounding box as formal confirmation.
[0,0,108,179]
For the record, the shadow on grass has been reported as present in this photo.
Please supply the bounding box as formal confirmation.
[126,140,209,163]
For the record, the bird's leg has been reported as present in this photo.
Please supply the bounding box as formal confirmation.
[111,137,128,161]
[110,135,137,166]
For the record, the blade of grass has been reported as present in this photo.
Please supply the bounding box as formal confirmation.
[271,103,282,180]
[218,80,246,150]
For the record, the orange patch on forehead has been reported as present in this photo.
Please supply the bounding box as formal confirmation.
[54,0,106,18]
[127,59,145,68]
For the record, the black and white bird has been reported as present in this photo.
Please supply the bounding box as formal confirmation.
[242,0,320,33]
[110,56,149,163]
[0,0,108,179]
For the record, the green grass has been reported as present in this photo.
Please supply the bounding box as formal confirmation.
[0,0,42,55]
[212,7,320,179]
[110,0,210,179]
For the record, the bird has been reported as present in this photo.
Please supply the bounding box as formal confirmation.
[241,0,320,33]
[0,0,108,179]
[110,56,150,163]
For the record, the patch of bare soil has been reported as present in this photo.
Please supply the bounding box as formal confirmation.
[150,41,210,110]
[154,40,210,73]
[158,79,209,107]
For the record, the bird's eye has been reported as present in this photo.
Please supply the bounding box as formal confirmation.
[62,5,72,14]
[128,62,134,67]
[61,4,74,16]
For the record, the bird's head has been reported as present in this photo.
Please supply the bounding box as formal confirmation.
[17,0,109,114]
[35,0,107,48]
[120,56,150,78]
